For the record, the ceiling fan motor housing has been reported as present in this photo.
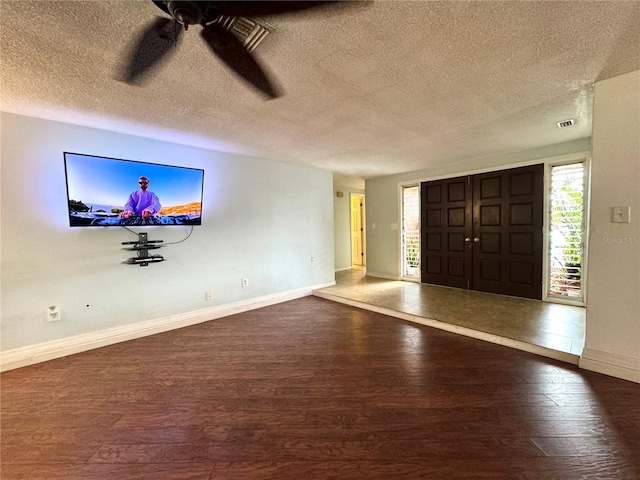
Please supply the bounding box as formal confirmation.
[167,1,205,27]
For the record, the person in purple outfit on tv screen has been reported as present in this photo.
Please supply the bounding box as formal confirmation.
[119,176,161,219]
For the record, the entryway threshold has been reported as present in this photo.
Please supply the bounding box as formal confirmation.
[313,290,580,366]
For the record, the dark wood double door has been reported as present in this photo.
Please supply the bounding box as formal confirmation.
[421,164,544,300]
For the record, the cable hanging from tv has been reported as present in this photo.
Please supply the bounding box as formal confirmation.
[122,232,164,267]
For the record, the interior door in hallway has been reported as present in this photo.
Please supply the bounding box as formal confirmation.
[351,194,365,266]
[421,164,544,300]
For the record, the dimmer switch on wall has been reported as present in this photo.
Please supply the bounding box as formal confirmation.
[612,206,631,223]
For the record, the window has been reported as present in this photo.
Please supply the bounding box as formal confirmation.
[547,162,585,303]
[402,185,420,279]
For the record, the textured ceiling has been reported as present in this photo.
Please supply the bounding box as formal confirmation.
[2,1,639,189]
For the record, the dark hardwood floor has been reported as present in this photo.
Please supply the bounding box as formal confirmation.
[2,296,639,479]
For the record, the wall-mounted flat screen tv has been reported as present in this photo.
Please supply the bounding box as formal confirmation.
[64,152,204,227]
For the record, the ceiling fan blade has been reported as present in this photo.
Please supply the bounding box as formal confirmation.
[212,1,351,17]
[201,23,280,99]
[122,16,182,84]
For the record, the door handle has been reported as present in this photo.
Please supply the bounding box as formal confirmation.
[465,237,471,242]
[473,237,480,242]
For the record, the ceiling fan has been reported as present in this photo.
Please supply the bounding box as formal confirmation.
[121,1,365,99]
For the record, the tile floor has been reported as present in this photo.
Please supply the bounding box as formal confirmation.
[314,268,585,363]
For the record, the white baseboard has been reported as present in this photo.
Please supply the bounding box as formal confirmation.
[364,271,401,281]
[579,348,640,384]
[334,266,353,272]
[0,282,335,372]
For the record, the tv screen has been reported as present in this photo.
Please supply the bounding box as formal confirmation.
[64,152,204,227]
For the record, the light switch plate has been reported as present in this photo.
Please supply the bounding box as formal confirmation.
[612,206,631,223]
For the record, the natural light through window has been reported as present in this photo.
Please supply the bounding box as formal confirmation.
[402,185,420,279]
[548,163,585,301]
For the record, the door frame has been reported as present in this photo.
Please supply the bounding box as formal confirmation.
[398,151,590,305]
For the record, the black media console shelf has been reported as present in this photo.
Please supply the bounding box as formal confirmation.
[122,232,164,266]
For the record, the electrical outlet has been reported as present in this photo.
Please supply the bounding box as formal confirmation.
[47,306,61,322]
[242,278,249,287]
[205,291,213,301]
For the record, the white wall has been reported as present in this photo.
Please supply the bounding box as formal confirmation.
[581,70,640,382]
[1,113,335,357]
[364,138,591,279]
[333,184,365,271]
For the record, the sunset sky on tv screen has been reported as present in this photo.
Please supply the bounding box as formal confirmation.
[64,153,204,211]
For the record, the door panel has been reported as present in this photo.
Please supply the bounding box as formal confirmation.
[420,176,472,288]
[472,164,543,299]
[420,164,544,300]
[351,195,364,266]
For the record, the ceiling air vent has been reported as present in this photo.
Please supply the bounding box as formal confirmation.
[556,119,576,128]
[214,16,276,52]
